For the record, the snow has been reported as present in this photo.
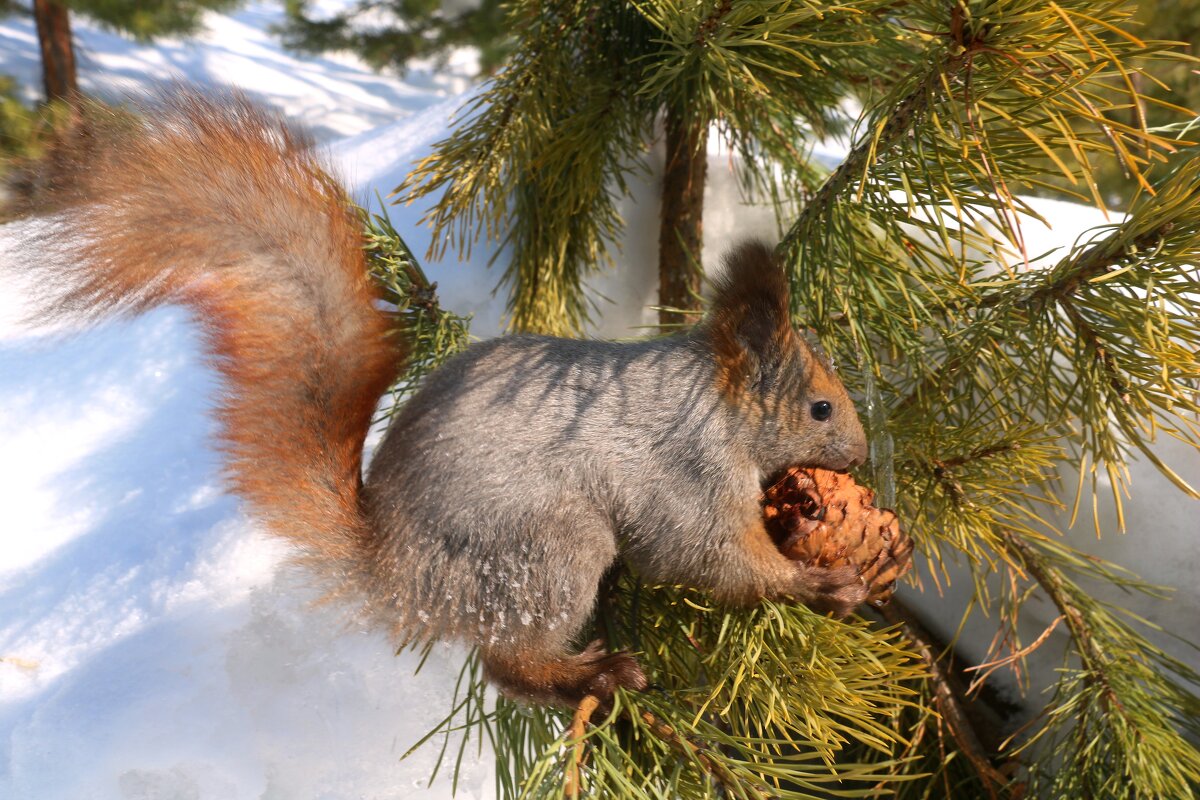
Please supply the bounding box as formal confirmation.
[0,301,498,799]
[0,2,477,141]
[1,3,1197,798]
[1,5,494,799]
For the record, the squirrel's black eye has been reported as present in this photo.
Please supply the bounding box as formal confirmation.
[811,401,833,421]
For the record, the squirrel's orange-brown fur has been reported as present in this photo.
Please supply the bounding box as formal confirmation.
[14,90,871,709]
[19,92,401,583]
[707,240,793,400]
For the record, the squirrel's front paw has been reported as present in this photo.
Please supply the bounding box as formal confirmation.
[790,563,869,618]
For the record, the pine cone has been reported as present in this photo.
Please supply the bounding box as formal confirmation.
[762,468,913,605]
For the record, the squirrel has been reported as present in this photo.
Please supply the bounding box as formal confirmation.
[10,90,871,709]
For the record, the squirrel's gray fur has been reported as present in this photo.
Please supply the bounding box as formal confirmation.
[11,90,870,708]
[365,239,870,704]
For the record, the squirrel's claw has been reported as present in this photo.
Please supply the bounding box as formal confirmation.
[583,652,647,708]
[792,563,870,618]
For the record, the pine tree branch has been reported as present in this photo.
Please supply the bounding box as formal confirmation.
[778,64,944,260]
[1059,299,1130,404]
[777,0,986,262]
[565,695,601,799]
[1001,533,1121,716]
[997,532,1200,797]
[877,599,1012,800]
[972,222,1175,312]
[360,205,472,409]
[634,708,769,800]
[892,207,1181,430]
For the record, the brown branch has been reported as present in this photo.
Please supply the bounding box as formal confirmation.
[695,0,734,46]
[878,598,1013,800]
[1059,299,1131,403]
[1000,534,1125,717]
[934,441,1019,471]
[973,222,1173,312]
[565,695,601,799]
[965,616,1064,696]
[637,710,769,799]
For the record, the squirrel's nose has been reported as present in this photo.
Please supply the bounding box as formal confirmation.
[846,440,868,468]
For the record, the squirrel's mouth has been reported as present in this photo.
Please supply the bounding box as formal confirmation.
[760,462,848,498]
[764,457,855,486]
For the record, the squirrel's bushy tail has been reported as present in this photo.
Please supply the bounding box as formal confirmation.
[14,90,402,581]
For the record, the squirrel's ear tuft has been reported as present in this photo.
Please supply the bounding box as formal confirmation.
[707,239,793,399]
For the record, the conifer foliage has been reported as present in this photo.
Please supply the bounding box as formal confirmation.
[279,0,511,75]
[393,1,1200,797]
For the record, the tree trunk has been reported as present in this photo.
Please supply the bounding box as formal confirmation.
[33,0,78,103]
[658,105,707,326]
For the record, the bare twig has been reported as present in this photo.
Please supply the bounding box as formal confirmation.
[1001,534,1130,726]
[878,598,1012,799]
[965,616,1064,696]
[565,695,601,798]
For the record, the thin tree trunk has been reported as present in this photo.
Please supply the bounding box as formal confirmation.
[33,0,78,103]
[658,105,707,326]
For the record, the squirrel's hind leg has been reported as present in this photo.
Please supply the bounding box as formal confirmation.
[481,641,647,708]
[461,498,641,707]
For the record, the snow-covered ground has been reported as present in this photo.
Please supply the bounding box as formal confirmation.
[0,1,478,142]
[1,4,1197,800]
[1,5,499,799]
